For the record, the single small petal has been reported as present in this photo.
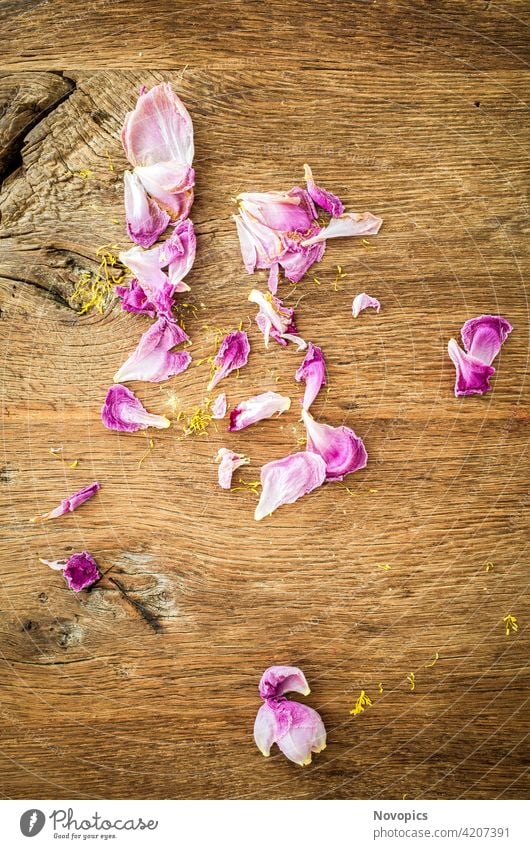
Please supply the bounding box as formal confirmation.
[115,279,158,318]
[295,343,327,410]
[159,218,196,288]
[121,82,194,168]
[102,385,171,432]
[249,289,306,350]
[448,338,496,397]
[30,482,101,524]
[114,316,190,383]
[40,551,100,592]
[460,314,512,365]
[255,451,326,520]
[303,163,344,217]
[301,211,383,246]
[123,170,169,248]
[258,665,310,700]
[237,189,315,232]
[215,447,250,489]
[254,702,278,758]
[352,292,381,318]
[229,391,291,432]
[302,408,368,482]
[207,330,250,392]
[211,392,227,419]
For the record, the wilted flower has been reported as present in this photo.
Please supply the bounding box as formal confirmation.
[30,482,101,523]
[229,391,291,432]
[254,665,326,766]
[248,289,306,350]
[101,385,171,432]
[302,408,368,481]
[114,316,191,383]
[254,451,326,520]
[295,343,327,410]
[207,330,250,391]
[215,447,250,489]
[352,292,381,318]
[40,551,100,592]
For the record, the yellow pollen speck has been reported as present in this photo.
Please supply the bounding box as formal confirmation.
[425,652,439,668]
[71,244,125,314]
[407,672,416,691]
[484,561,494,572]
[503,614,518,636]
[378,682,383,694]
[183,402,212,437]
[78,169,93,179]
[377,563,391,571]
[350,690,373,716]
[68,460,79,469]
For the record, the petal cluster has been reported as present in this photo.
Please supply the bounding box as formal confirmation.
[249,289,306,350]
[448,314,512,397]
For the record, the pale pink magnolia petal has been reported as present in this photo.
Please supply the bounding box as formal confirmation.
[255,451,326,520]
[121,82,194,168]
[229,391,291,432]
[249,289,306,350]
[352,292,381,318]
[159,218,196,288]
[234,209,284,273]
[303,163,344,217]
[215,447,250,489]
[301,211,383,246]
[258,665,310,700]
[135,162,195,221]
[115,279,159,318]
[211,393,227,419]
[460,314,512,365]
[102,385,171,432]
[268,262,279,295]
[207,330,250,392]
[302,408,368,482]
[30,482,101,524]
[40,551,100,592]
[447,338,496,397]
[254,702,278,758]
[295,343,327,410]
[237,188,315,233]
[114,317,191,384]
[124,170,170,248]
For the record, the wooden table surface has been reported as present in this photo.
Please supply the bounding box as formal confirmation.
[0,1,528,800]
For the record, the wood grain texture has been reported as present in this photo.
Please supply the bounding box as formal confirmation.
[0,3,529,800]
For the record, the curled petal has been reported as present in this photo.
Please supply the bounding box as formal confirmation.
[448,338,495,397]
[159,218,196,288]
[102,385,171,432]
[278,234,325,284]
[352,292,381,318]
[116,279,156,317]
[295,343,327,410]
[258,665,310,700]
[119,245,175,315]
[135,162,195,221]
[237,188,315,232]
[215,447,250,489]
[123,170,169,248]
[301,211,382,246]
[249,289,306,350]
[211,392,227,419]
[41,551,100,592]
[254,699,326,766]
[30,482,101,524]
[121,82,194,168]
[303,163,344,217]
[114,316,190,384]
[229,391,291,432]
[207,330,250,392]
[460,314,512,365]
[255,451,326,520]
[302,408,368,482]
[254,702,278,758]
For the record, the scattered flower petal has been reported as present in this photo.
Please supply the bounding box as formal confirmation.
[211,392,227,419]
[159,218,196,288]
[102,385,171,432]
[301,211,383,246]
[115,278,158,317]
[249,289,306,350]
[447,338,495,397]
[268,262,279,295]
[302,408,368,482]
[40,551,100,592]
[135,162,194,221]
[258,665,310,700]
[119,245,178,316]
[216,447,250,489]
[229,391,291,432]
[114,316,190,383]
[123,170,169,248]
[255,451,326,520]
[303,163,344,217]
[121,82,194,170]
[295,343,327,410]
[30,482,101,524]
[238,188,315,233]
[234,207,284,274]
[460,314,512,366]
[207,330,250,391]
[352,292,381,318]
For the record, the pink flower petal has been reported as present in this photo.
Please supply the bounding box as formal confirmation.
[159,218,196,288]
[295,343,327,410]
[447,338,496,397]
[114,317,191,384]
[123,170,170,248]
[215,447,250,489]
[229,391,291,432]
[115,279,159,318]
[352,292,381,318]
[255,451,326,520]
[40,551,100,592]
[277,233,326,283]
[119,245,176,315]
[211,393,227,419]
[301,211,382,246]
[30,482,101,524]
[460,314,512,365]
[207,330,250,392]
[254,702,278,758]
[234,209,284,273]
[237,189,315,232]
[303,163,344,217]
[102,385,171,432]
[302,408,368,482]
[121,82,194,169]
[258,665,310,700]
[135,162,195,221]
[249,289,306,350]
[268,262,279,295]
